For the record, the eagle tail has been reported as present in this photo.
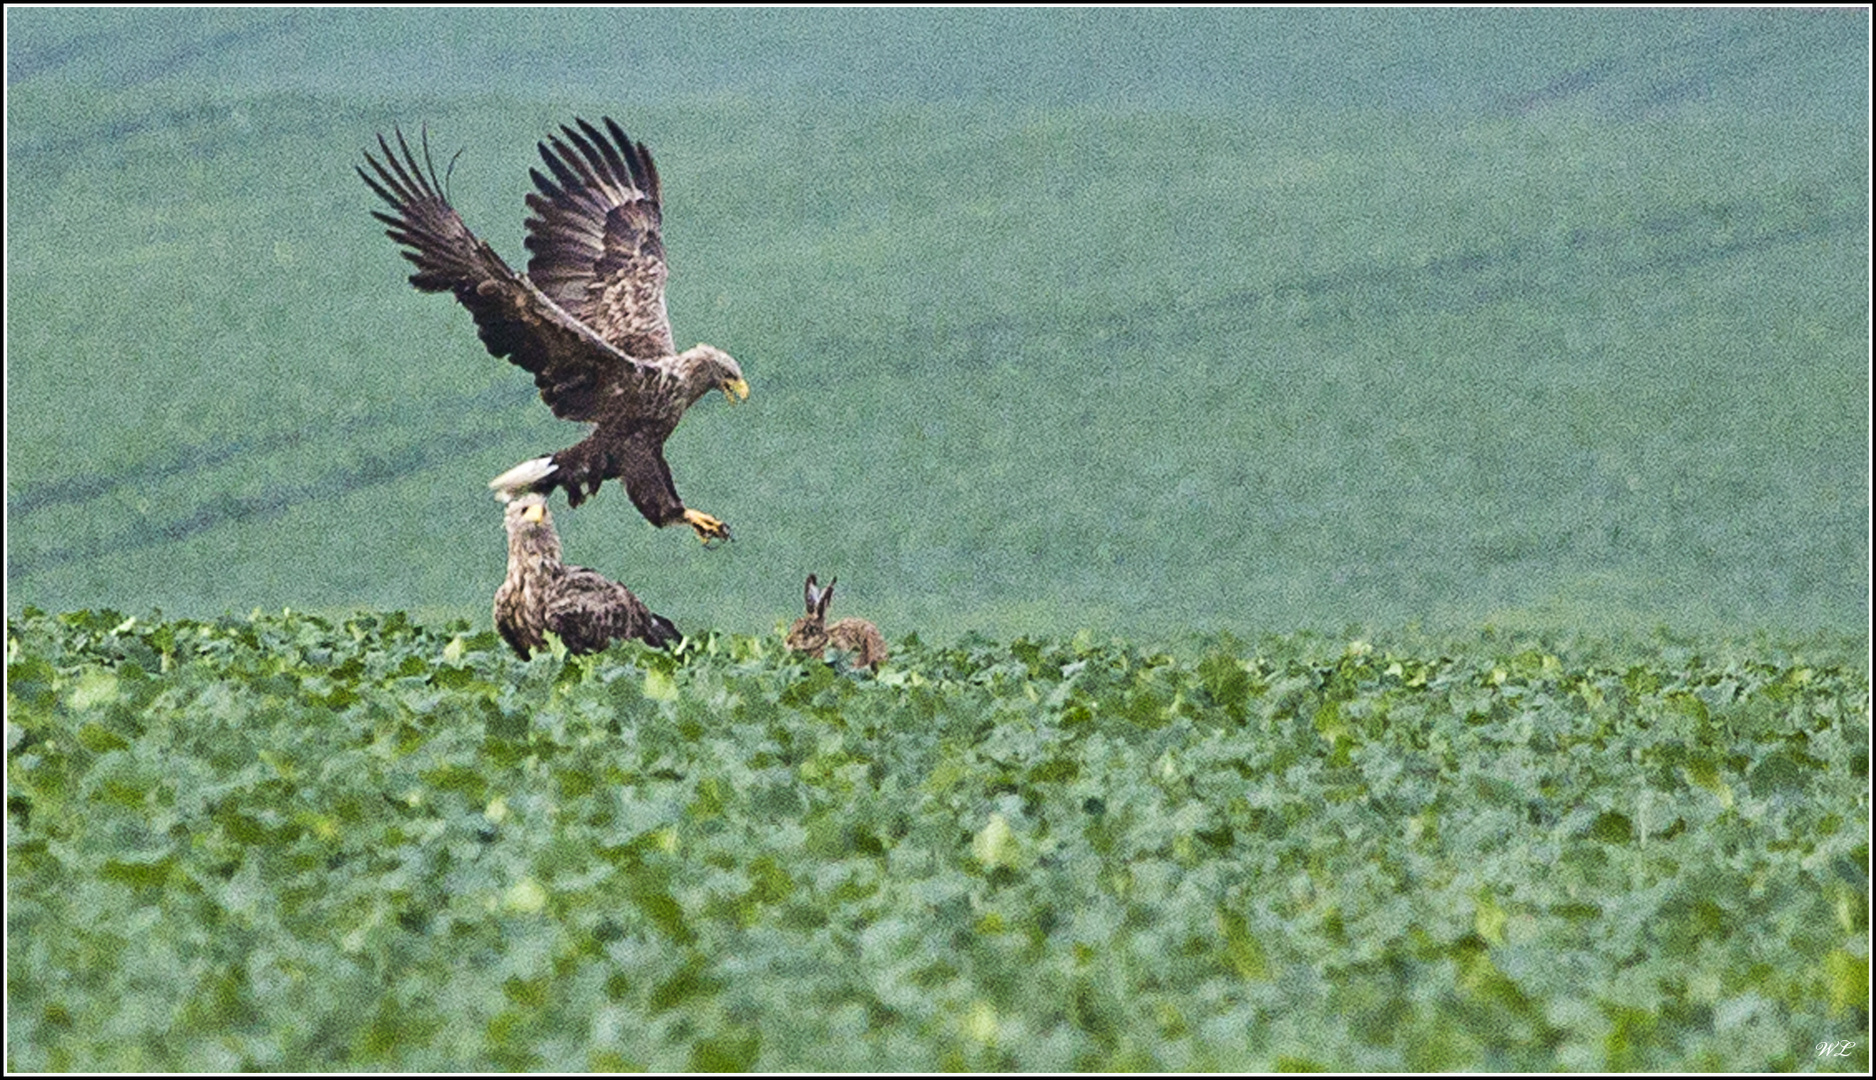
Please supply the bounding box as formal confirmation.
[488,456,559,501]
[643,611,682,650]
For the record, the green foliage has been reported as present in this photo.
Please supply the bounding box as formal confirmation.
[9,608,1869,1070]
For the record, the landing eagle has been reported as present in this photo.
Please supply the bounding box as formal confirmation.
[495,493,682,658]
[359,117,748,543]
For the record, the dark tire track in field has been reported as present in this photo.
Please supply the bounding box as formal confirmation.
[6,383,529,519]
[8,10,301,89]
[1494,10,1848,118]
[1216,197,1861,331]
[6,426,519,584]
[879,191,1860,371]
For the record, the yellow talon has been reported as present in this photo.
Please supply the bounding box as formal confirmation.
[683,508,731,545]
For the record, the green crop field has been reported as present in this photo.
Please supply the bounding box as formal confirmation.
[6,608,1869,1070]
[7,7,1870,1072]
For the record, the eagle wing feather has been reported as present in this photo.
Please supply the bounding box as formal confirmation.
[523,117,677,361]
[358,126,663,424]
[544,568,678,654]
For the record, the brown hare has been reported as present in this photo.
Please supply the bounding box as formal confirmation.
[785,574,887,672]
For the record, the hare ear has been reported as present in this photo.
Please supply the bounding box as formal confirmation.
[818,577,837,617]
[804,574,821,612]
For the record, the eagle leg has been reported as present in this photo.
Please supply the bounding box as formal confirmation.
[682,508,732,545]
[563,474,606,509]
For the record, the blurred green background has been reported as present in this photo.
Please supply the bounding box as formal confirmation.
[5,8,1868,642]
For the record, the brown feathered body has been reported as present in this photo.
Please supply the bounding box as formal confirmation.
[495,495,681,659]
[785,575,887,672]
[359,118,746,538]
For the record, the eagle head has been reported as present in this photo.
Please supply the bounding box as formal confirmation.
[503,492,551,533]
[502,492,563,563]
[678,344,748,406]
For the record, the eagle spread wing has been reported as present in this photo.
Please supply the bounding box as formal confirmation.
[524,117,676,362]
[356,125,662,423]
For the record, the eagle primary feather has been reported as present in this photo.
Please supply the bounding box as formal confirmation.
[358,118,747,542]
[524,119,674,361]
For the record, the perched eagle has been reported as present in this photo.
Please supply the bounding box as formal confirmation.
[495,493,682,659]
[358,117,748,543]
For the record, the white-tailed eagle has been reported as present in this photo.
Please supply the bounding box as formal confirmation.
[359,117,748,544]
[495,493,681,659]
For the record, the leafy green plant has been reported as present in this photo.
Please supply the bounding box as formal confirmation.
[9,608,1867,1070]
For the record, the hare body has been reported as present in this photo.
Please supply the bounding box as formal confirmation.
[786,575,887,671]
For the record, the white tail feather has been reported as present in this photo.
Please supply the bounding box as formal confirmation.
[488,456,558,501]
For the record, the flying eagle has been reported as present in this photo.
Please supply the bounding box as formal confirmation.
[358,117,748,544]
[495,493,682,659]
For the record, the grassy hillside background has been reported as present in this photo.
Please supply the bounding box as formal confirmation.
[6,7,1869,644]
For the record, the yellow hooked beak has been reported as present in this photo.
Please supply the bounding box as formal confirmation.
[722,377,750,403]
[522,503,546,524]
